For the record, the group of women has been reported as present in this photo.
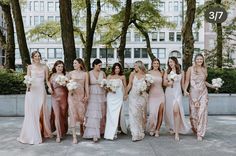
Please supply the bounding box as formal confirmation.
[17,51,217,145]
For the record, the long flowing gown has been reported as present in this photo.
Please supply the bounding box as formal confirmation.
[83,71,106,139]
[68,71,86,128]
[164,73,190,134]
[17,65,52,144]
[50,75,68,138]
[147,74,165,133]
[104,79,124,140]
[129,76,147,141]
[189,67,208,137]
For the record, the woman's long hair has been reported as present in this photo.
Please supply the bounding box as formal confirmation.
[49,60,66,80]
[167,56,181,74]
[193,53,207,75]
[75,58,86,71]
[111,63,123,75]
[150,58,161,71]
[135,60,147,74]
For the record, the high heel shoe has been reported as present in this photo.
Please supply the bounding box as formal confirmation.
[72,136,78,144]
[56,137,61,143]
[175,134,180,141]
[149,132,155,136]
[93,137,98,143]
[155,131,159,137]
[197,136,203,141]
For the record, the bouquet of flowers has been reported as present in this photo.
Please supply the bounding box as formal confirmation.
[137,80,148,96]
[167,71,177,88]
[55,75,68,86]
[100,79,120,93]
[145,74,154,87]
[23,75,33,91]
[66,80,79,95]
[212,78,224,88]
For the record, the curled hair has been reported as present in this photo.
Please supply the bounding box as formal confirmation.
[167,56,181,74]
[135,60,147,73]
[150,58,161,71]
[92,59,102,68]
[75,58,86,71]
[111,63,123,76]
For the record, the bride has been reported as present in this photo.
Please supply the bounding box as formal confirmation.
[104,63,127,140]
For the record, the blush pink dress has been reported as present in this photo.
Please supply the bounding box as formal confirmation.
[147,73,165,133]
[17,65,52,144]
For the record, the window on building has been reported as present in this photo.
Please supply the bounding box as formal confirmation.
[40,1,44,11]
[47,48,55,59]
[83,48,96,58]
[126,32,131,42]
[47,2,54,12]
[76,48,80,57]
[55,48,63,59]
[174,1,178,11]
[100,48,114,58]
[134,32,141,42]
[152,48,166,59]
[22,16,26,26]
[125,48,131,58]
[152,32,158,42]
[159,2,165,12]
[34,1,39,11]
[30,16,33,26]
[40,16,44,24]
[142,48,148,58]
[55,2,59,12]
[159,32,165,41]
[29,1,32,11]
[55,16,60,22]
[15,49,20,59]
[176,32,181,41]
[174,16,178,26]
[193,32,199,41]
[168,1,172,11]
[169,32,175,41]
[34,16,39,25]
[48,16,54,21]
[134,48,141,58]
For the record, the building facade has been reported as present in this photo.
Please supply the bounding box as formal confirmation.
[15,0,205,69]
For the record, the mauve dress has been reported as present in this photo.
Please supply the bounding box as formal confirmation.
[50,74,68,138]
[147,73,165,133]
[68,71,87,127]
[83,71,106,139]
[189,67,208,137]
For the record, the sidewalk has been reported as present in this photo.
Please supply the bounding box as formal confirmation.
[0,116,236,156]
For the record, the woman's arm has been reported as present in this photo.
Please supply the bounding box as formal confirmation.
[181,71,185,91]
[184,67,191,95]
[124,72,134,100]
[84,72,89,102]
[45,65,53,94]
[122,75,127,88]
[163,71,173,87]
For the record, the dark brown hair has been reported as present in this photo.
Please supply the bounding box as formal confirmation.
[150,58,161,71]
[167,56,181,74]
[194,53,205,68]
[49,60,66,80]
[111,63,123,75]
[75,58,86,71]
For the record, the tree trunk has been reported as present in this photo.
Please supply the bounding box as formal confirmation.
[59,0,76,71]
[182,0,196,71]
[84,0,101,70]
[117,0,132,68]
[0,2,15,70]
[11,0,30,71]
[133,20,156,60]
[215,0,223,68]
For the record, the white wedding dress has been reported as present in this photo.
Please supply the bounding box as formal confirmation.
[104,79,125,140]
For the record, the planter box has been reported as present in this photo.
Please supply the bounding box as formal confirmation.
[0,94,236,116]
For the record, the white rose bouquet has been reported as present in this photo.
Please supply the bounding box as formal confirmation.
[212,78,224,88]
[100,79,108,88]
[23,75,33,91]
[55,75,68,86]
[106,80,120,93]
[66,80,79,95]
[145,74,154,87]
[137,80,148,96]
[167,71,177,88]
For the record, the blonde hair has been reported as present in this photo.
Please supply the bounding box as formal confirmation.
[135,60,147,73]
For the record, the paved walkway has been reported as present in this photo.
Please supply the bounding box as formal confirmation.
[0,116,236,156]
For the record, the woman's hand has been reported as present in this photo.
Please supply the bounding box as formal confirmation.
[48,88,53,94]
[184,90,189,96]
[124,94,128,101]
[83,96,89,103]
